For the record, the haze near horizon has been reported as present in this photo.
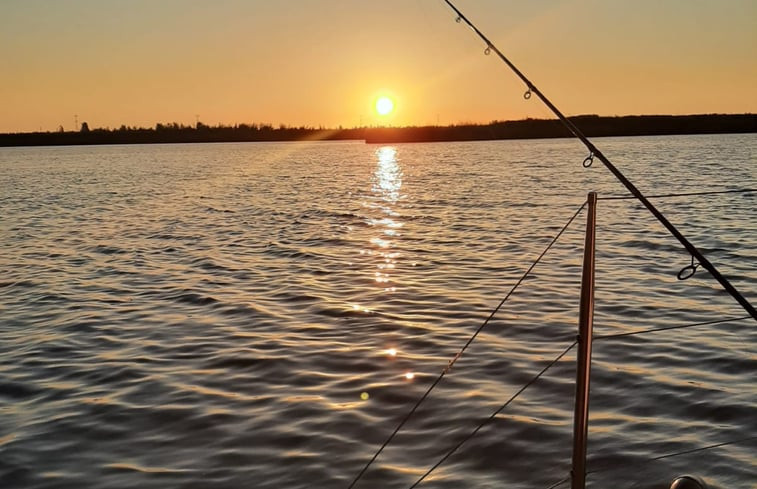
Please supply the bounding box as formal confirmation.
[1,0,756,133]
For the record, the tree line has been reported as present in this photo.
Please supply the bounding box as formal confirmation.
[0,122,364,146]
[1,114,754,147]
[364,114,757,143]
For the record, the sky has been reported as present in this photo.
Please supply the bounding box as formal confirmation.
[1,0,756,133]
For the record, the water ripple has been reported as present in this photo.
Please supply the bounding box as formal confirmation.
[0,136,754,488]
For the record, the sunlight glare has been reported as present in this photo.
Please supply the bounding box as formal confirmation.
[376,96,394,116]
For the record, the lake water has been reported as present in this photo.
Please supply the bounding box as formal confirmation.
[0,135,755,489]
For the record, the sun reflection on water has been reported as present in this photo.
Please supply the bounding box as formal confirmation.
[373,146,403,204]
[351,147,412,397]
[363,146,405,292]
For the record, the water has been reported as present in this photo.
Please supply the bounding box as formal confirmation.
[0,135,755,489]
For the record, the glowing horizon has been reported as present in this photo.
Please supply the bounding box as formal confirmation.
[1,1,756,133]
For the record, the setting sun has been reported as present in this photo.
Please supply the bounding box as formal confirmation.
[376,96,395,116]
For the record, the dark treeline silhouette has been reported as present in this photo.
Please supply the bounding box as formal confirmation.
[364,114,757,143]
[0,122,364,147]
[1,114,755,147]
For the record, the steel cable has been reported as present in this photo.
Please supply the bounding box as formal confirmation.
[544,433,757,489]
[593,315,753,341]
[598,188,757,200]
[586,435,757,489]
[347,203,587,488]
[408,340,578,489]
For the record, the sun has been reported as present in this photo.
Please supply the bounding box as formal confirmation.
[375,96,394,116]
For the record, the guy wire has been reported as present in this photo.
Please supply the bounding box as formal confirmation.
[586,435,757,479]
[441,0,756,321]
[545,435,757,489]
[593,315,752,341]
[347,202,587,488]
[408,340,578,488]
[598,188,757,200]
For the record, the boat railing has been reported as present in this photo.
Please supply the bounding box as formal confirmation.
[348,1,756,486]
[347,188,755,489]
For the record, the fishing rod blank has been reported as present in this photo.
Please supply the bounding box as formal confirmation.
[442,0,756,321]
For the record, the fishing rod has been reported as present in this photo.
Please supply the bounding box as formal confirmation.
[442,0,756,321]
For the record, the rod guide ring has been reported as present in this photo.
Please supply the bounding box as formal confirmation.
[678,256,700,280]
[582,153,594,168]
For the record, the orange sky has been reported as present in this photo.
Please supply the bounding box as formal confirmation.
[1,0,756,133]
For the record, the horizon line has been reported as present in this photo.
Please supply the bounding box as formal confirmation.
[3,112,756,135]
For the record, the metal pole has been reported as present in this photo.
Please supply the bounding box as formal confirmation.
[571,192,597,489]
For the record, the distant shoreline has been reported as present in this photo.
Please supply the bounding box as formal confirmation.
[1,114,755,147]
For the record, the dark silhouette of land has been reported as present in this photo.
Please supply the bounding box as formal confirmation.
[0,114,754,147]
[364,114,757,144]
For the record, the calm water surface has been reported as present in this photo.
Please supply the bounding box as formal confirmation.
[0,135,755,489]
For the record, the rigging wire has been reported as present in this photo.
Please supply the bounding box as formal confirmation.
[545,435,757,489]
[346,203,587,488]
[587,435,757,482]
[593,315,752,341]
[640,436,757,462]
[545,476,570,489]
[441,0,757,321]
[598,188,757,200]
[641,435,757,463]
[408,340,578,489]
[349,4,756,487]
